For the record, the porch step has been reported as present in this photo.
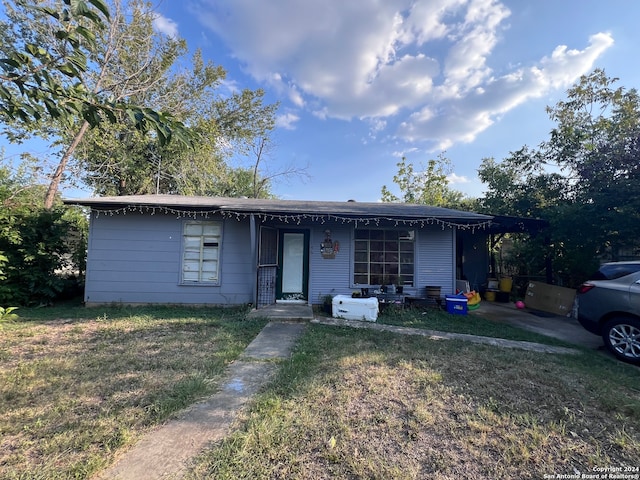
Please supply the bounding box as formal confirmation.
[247,303,314,321]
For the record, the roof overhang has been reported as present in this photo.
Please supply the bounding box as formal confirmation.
[484,214,548,235]
[63,195,548,234]
[63,195,494,230]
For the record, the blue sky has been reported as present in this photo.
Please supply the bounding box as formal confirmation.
[5,0,640,203]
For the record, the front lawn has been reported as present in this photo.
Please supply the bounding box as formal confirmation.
[186,322,640,479]
[2,305,638,479]
[0,305,267,479]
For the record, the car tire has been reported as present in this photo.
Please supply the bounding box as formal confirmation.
[602,317,640,365]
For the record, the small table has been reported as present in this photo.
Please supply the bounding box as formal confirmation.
[376,293,406,309]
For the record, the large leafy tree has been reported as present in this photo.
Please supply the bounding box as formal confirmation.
[0,0,191,207]
[477,151,586,286]
[78,77,278,196]
[478,69,640,286]
[542,69,640,258]
[0,0,112,128]
[18,0,280,199]
[381,154,469,208]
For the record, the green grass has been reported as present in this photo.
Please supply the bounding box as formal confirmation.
[0,305,267,480]
[185,324,640,480]
[3,303,639,479]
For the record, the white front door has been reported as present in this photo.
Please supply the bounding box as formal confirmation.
[277,230,309,302]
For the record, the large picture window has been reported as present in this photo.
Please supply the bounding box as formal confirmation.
[182,222,221,283]
[353,229,414,286]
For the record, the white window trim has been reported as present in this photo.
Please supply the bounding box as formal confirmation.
[180,220,222,285]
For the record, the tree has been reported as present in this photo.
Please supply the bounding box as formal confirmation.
[381,154,467,208]
[0,0,112,128]
[477,151,589,286]
[477,148,568,218]
[478,69,640,286]
[542,69,640,258]
[240,136,309,199]
[0,162,87,305]
[0,0,192,208]
[51,1,283,198]
[78,84,280,197]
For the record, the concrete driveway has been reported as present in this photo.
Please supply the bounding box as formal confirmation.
[470,301,604,350]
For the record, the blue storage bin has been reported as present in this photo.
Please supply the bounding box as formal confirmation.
[445,295,468,315]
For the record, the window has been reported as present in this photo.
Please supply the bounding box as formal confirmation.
[353,229,414,286]
[182,222,221,283]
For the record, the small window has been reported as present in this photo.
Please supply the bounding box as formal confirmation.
[182,221,222,283]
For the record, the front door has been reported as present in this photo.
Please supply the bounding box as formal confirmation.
[276,230,309,302]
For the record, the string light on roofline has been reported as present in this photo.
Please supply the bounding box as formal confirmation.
[88,205,492,230]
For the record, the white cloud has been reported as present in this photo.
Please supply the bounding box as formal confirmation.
[447,173,470,184]
[370,119,387,133]
[397,32,614,147]
[153,13,179,38]
[194,0,613,149]
[441,0,510,94]
[276,112,300,130]
[288,86,305,108]
[392,147,419,158]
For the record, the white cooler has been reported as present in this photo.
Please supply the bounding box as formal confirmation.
[332,295,379,322]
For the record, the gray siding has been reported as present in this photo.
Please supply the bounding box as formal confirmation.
[85,212,254,305]
[306,223,456,304]
[84,212,458,306]
[308,224,353,303]
[415,227,456,296]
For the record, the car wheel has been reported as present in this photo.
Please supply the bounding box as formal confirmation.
[602,317,640,365]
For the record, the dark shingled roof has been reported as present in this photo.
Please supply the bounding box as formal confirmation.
[63,194,493,223]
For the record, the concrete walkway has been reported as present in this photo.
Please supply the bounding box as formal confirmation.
[312,317,579,355]
[95,321,306,480]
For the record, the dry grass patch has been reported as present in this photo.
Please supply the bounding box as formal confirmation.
[187,325,640,480]
[0,307,266,479]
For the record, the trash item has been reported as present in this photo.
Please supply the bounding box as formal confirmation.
[525,282,576,316]
[456,279,470,293]
[515,300,525,309]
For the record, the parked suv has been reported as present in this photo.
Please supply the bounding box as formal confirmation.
[573,261,640,364]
